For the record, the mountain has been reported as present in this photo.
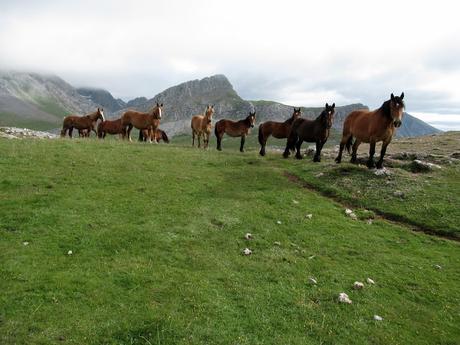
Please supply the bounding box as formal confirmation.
[76,87,126,112]
[0,71,100,130]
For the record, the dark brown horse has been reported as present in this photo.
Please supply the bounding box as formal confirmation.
[283,103,335,162]
[214,111,256,152]
[138,128,170,143]
[258,107,302,156]
[335,93,404,169]
[61,108,105,138]
[191,105,214,148]
[97,118,125,139]
[121,103,163,142]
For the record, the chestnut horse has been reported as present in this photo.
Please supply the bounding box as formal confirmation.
[121,103,163,142]
[138,128,169,143]
[97,118,125,139]
[191,105,214,148]
[258,107,302,156]
[283,103,335,162]
[335,93,405,169]
[214,111,256,152]
[61,108,105,138]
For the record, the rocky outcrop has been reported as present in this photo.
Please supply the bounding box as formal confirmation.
[0,127,58,139]
[77,87,126,112]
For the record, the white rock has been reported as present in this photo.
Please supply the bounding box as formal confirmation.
[434,264,442,270]
[67,250,73,255]
[345,209,353,215]
[366,278,375,285]
[308,277,317,285]
[308,255,316,260]
[273,241,281,246]
[23,241,29,246]
[374,167,391,176]
[316,172,324,178]
[367,219,373,225]
[244,233,253,240]
[242,248,252,256]
[373,315,383,321]
[338,292,352,304]
[292,200,299,204]
[353,281,364,290]
[305,214,313,219]
[276,220,282,225]
[349,212,358,220]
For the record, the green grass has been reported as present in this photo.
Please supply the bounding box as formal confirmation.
[0,138,459,344]
[0,112,57,131]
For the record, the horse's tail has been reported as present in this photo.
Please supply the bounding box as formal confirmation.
[258,123,264,146]
[214,122,219,138]
[345,136,353,154]
[161,130,169,143]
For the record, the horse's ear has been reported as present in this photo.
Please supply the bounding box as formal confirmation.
[160,103,163,107]
[332,103,335,108]
[400,92,404,100]
[391,93,395,101]
[325,103,329,108]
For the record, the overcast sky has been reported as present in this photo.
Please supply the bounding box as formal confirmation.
[1,0,459,129]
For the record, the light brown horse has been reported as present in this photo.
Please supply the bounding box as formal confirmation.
[61,108,105,138]
[214,111,256,152]
[191,105,214,148]
[258,107,302,156]
[97,118,125,139]
[139,128,170,143]
[121,103,163,142]
[335,93,405,169]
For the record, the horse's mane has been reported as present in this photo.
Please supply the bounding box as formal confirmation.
[380,98,405,119]
[284,114,297,125]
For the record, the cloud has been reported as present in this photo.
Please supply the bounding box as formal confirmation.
[0,0,459,123]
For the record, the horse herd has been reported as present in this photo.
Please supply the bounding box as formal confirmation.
[61,92,405,169]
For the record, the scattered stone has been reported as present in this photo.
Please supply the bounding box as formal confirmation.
[393,190,405,198]
[277,220,282,225]
[338,292,352,304]
[292,200,299,204]
[353,281,364,290]
[374,167,391,176]
[305,214,313,219]
[0,127,58,140]
[274,241,281,246]
[23,241,29,246]
[67,250,73,255]
[345,209,353,215]
[366,278,375,285]
[366,219,373,225]
[315,172,324,178]
[244,233,253,240]
[345,209,357,220]
[308,277,317,285]
[434,264,442,270]
[410,160,442,173]
[373,315,383,321]
[308,255,316,260]
[242,248,252,256]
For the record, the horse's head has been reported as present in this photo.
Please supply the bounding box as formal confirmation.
[205,105,214,123]
[247,111,256,128]
[152,102,163,119]
[389,92,405,127]
[321,103,335,129]
[97,107,105,121]
[292,107,302,120]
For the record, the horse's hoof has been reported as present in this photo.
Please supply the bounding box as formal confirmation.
[313,157,321,162]
[295,155,303,160]
[367,160,376,169]
[376,162,383,169]
[335,158,341,164]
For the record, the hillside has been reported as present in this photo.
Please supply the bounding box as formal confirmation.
[0,71,99,130]
[0,134,458,344]
[76,87,126,112]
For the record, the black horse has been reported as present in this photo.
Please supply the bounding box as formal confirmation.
[282,103,335,162]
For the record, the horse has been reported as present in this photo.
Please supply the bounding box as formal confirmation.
[335,93,405,169]
[97,118,125,139]
[283,103,335,162]
[61,108,105,138]
[214,111,256,152]
[121,103,163,142]
[258,107,302,156]
[191,105,214,148]
[138,128,170,143]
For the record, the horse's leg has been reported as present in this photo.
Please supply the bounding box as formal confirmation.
[204,133,208,149]
[69,127,73,138]
[192,131,195,147]
[258,126,266,156]
[240,135,246,152]
[127,125,133,142]
[367,141,376,168]
[295,139,303,159]
[313,140,325,162]
[198,133,201,148]
[376,138,391,169]
[216,132,223,151]
[350,139,361,164]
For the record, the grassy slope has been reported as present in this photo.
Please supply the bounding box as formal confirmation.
[0,138,459,345]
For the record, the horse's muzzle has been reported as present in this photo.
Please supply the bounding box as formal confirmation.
[250,125,254,128]
[394,120,402,128]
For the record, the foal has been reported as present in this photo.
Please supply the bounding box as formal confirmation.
[283,103,335,162]
[335,93,405,169]
[258,107,301,156]
[138,128,170,143]
[97,118,125,139]
[191,105,214,148]
[214,111,256,152]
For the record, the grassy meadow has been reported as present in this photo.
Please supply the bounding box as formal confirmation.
[0,133,459,344]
